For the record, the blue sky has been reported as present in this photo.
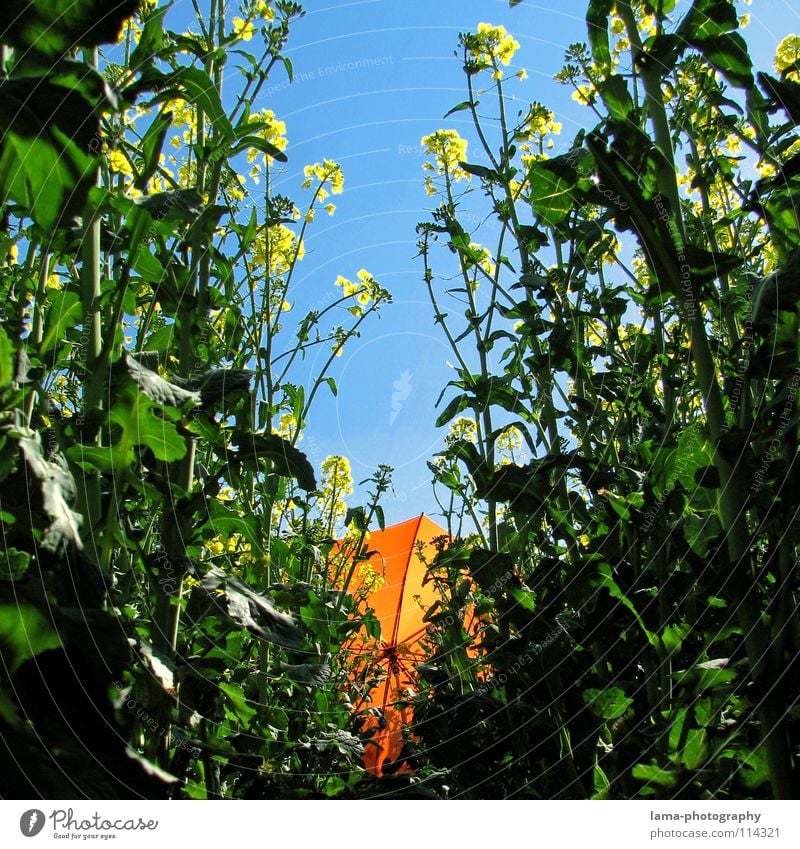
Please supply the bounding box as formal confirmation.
[158,1,800,526]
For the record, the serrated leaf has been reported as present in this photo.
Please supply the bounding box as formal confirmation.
[16,429,83,551]
[126,355,200,409]
[197,565,303,649]
[109,381,187,464]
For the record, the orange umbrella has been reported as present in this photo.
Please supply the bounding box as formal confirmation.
[347,515,447,776]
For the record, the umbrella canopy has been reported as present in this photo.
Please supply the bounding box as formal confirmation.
[348,514,447,776]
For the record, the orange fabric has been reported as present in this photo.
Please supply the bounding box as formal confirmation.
[348,515,447,776]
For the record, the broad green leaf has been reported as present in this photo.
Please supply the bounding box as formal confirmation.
[593,562,658,647]
[198,565,303,649]
[232,135,288,163]
[170,67,234,141]
[598,74,634,122]
[632,761,679,788]
[219,682,256,729]
[528,161,575,227]
[0,77,99,231]
[693,33,753,88]
[435,393,471,427]
[582,686,633,720]
[586,0,614,73]
[234,433,316,491]
[0,328,14,385]
[3,0,139,57]
[131,246,166,282]
[109,382,187,465]
[0,603,61,672]
[40,291,82,354]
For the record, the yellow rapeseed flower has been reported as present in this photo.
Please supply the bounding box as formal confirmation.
[775,34,800,81]
[233,17,255,41]
[470,23,520,67]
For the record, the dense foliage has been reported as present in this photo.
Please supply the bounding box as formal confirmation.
[0,0,798,800]
[413,0,800,799]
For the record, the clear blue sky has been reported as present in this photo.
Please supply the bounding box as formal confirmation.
[166,1,800,526]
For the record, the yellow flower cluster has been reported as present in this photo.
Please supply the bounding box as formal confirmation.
[446,416,478,445]
[232,17,255,41]
[335,269,389,316]
[519,103,562,161]
[108,148,133,176]
[275,411,301,441]
[421,129,470,194]
[302,160,345,197]
[320,455,353,528]
[496,427,525,466]
[251,224,304,276]
[775,34,800,82]
[204,533,258,565]
[355,561,385,593]
[468,23,520,69]
[247,108,288,173]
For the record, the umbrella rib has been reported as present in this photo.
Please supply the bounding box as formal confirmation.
[389,514,424,648]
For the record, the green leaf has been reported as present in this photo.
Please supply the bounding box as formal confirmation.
[131,246,166,282]
[528,161,575,227]
[128,3,170,72]
[435,393,471,428]
[692,32,753,88]
[232,135,288,163]
[679,0,739,42]
[234,433,316,491]
[759,73,800,125]
[661,622,689,653]
[39,291,82,354]
[0,76,99,230]
[109,381,187,465]
[0,603,61,672]
[586,0,614,73]
[135,108,174,190]
[582,686,633,720]
[443,100,476,119]
[2,0,139,57]
[468,549,515,595]
[0,328,14,386]
[219,682,256,729]
[125,355,199,409]
[170,67,234,141]
[598,74,634,122]
[632,761,679,789]
[198,565,303,649]
[592,562,658,647]
[458,161,500,182]
[17,429,83,550]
